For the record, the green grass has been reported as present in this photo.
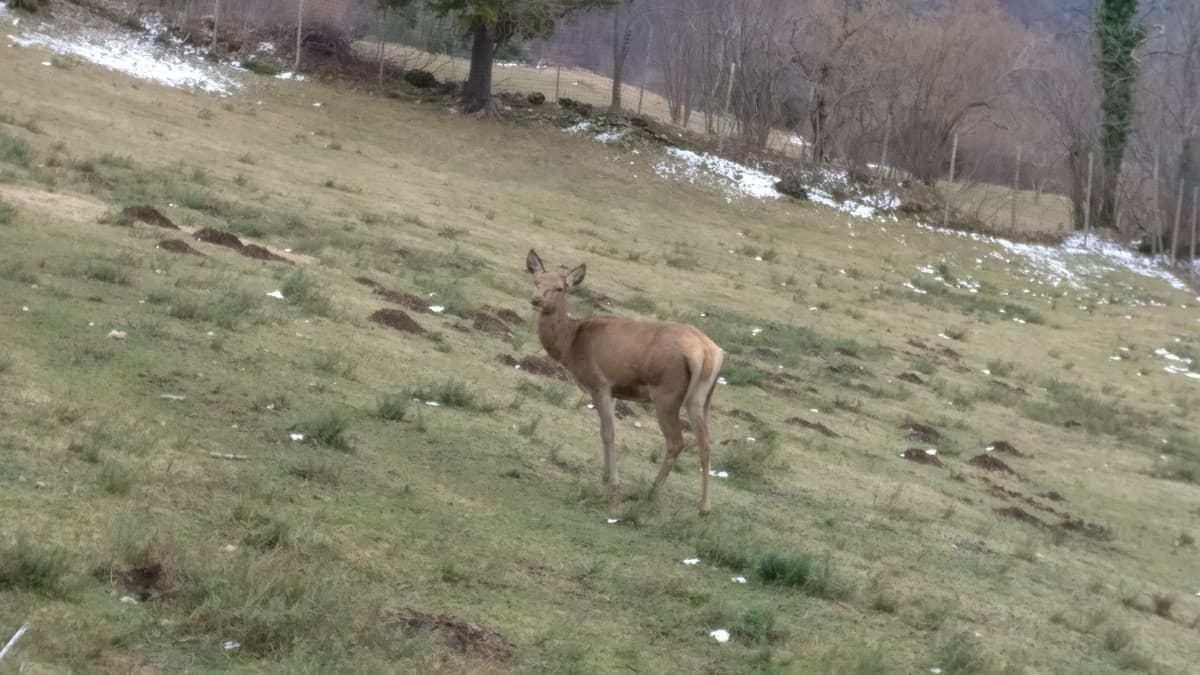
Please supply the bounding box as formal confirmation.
[1,32,1199,674]
[0,538,70,596]
[0,198,15,226]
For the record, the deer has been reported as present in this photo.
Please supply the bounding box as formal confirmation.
[525,249,725,516]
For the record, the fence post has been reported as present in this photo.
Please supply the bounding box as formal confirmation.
[1152,145,1161,256]
[1191,185,1198,283]
[1172,177,1185,266]
[211,0,220,54]
[1011,144,1021,233]
[554,65,561,103]
[943,133,958,229]
[1084,151,1094,245]
[880,114,891,180]
[294,0,305,72]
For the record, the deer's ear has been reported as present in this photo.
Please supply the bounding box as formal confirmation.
[566,264,586,287]
[526,249,545,274]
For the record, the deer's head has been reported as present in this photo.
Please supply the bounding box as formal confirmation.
[526,249,585,314]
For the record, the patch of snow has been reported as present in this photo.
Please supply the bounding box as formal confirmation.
[275,71,305,81]
[924,449,938,456]
[916,223,1191,292]
[266,290,285,299]
[708,470,730,478]
[903,281,928,295]
[710,629,731,643]
[655,147,780,200]
[7,26,240,95]
[290,433,305,441]
[562,121,592,135]
[607,518,620,524]
[681,558,701,565]
[429,305,446,313]
[1155,348,1192,364]
[594,131,623,144]
[717,377,728,385]
[424,401,441,407]
[731,576,748,584]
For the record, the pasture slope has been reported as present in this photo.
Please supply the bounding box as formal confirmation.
[2,13,1200,675]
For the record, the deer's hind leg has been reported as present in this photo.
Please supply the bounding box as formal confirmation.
[649,385,688,494]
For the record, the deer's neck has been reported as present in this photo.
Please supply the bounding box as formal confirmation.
[537,301,578,365]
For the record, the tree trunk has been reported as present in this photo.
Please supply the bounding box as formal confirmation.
[462,19,495,114]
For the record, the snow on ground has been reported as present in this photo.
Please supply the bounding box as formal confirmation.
[6,14,241,95]
[916,222,1193,293]
[655,148,781,200]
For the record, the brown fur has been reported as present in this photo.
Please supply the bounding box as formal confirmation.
[526,250,724,515]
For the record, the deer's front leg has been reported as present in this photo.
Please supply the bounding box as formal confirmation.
[594,388,619,486]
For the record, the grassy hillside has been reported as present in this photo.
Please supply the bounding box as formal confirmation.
[2,20,1200,675]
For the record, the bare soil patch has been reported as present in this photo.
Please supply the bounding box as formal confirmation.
[122,205,177,229]
[786,417,839,438]
[241,243,290,263]
[376,288,431,313]
[995,506,1046,528]
[1057,518,1112,541]
[728,409,761,424]
[897,372,925,385]
[157,239,203,256]
[1040,491,1065,502]
[386,608,513,660]
[900,422,940,444]
[354,276,382,288]
[472,308,513,337]
[900,448,943,466]
[517,355,570,380]
[481,305,524,326]
[369,309,425,335]
[985,440,1023,457]
[0,185,107,223]
[193,227,244,250]
[123,562,163,601]
[968,454,1018,476]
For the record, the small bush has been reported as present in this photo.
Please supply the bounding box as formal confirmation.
[287,457,342,485]
[1151,593,1174,619]
[244,516,294,549]
[85,261,130,285]
[757,551,851,600]
[986,360,1015,377]
[294,412,352,452]
[373,395,409,422]
[414,380,477,409]
[0,537,70,595]
[0,199,15,226]
[695,531,757,572]
[722,364,764,387]
[1102,624,1133,652]
[0,130,31,166]
[99,459,134,495]
[932,630,993,674]
[731,608,780,644]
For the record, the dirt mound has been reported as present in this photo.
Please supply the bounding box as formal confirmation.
[897,372,925,385]
[900,448,943,466]
[517,355,569,380]
[786,417,839,438]
[968,454,1018,475]
[472,309,512,337]
[1057,518,1112,541]
[404,69,438,89]
[376,288,430,313]
[481,305,524,326]
[369,309,425,335]
[1040,491,1065,502]
[241,243,290,263]
[354,276,382,288]
[985,441,1023,457]
[901,422,940,443]
[122,205,177,229]
[750,347,780,361]
[123,563,163,601]
[775,176,809,201]
[158,239,203,256]
[728,409,760,424]
[387,608,513,660]
[995,506,1046,528]
[497,354,519,367]
[193,227,244,250]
